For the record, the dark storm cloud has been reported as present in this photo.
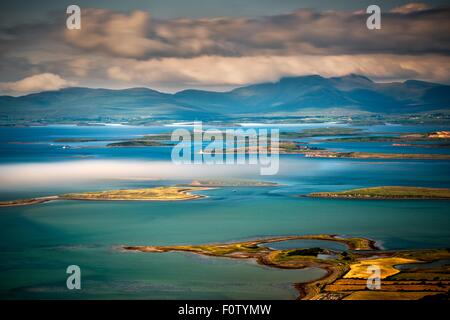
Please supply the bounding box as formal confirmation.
[60,6,450,59]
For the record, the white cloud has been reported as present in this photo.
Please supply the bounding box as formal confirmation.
[106,54,450,89]
[0,73,75,95]
[64,9,169,58]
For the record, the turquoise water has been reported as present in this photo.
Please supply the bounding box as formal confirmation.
[261,240,348,251]
[0,124,449,299]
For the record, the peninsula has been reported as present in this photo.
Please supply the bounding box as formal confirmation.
[122,234,450,300]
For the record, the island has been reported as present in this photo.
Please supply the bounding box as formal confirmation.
[106,140,171,147]
[0,186,210,207]
[48,130,450,160]
[201,142,322,155]
[324,131,450,143]
[53,138,113,143]
[52,134,174,146]
[300,150,450,160]
[392,143,450,148]
[122,234,450,300]
[184,179,279,187]
[204,143,450,159]
[307,186,450,200]
[279,128,364,138]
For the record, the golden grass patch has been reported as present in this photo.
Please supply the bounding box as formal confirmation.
[343,291,440,300]
[344,257,419,279]
[61,187,208,201]
[326,284,448,292]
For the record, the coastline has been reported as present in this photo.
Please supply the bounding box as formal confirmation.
[122,234,450,300]
[307,186,450,200]
[0,187,211,207]
[0,196,59,207]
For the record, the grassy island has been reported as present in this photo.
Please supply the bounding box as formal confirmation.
[308,186,450,200]
[0,187,209,207]
[60,187,209,201]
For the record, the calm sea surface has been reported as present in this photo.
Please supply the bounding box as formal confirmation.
[0,123,449,299]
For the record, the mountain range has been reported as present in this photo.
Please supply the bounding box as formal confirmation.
[0,74,449,122]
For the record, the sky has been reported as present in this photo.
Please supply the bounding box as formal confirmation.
[0,0,449,95]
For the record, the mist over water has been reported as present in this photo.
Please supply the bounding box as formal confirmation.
[0,158,324,189]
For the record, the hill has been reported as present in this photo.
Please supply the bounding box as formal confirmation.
[0,74,449,123]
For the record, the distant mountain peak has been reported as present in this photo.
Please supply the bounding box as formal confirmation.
[0,75,448,123]
[332,73,373,82]
[279,74,324,80]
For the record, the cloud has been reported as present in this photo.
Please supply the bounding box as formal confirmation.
[67,58,91,77]
[106,54,450,88]
[0,73,75,95]
[0,3,449,91]
[64,9,170,58]
[62,6,450,59]
[390,3,431,14]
